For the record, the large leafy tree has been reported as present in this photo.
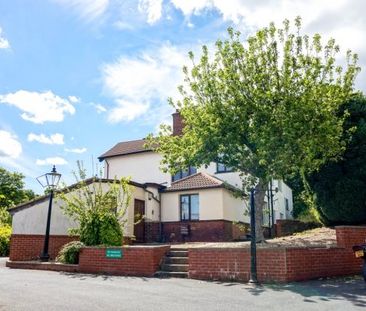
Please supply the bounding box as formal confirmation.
[0,167,36,225]
[148,17,360,241]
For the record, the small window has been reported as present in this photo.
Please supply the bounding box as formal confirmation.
[285,198,289,211]
[172,166,197,182]
[180,194,199,221]
[216,162,233,173]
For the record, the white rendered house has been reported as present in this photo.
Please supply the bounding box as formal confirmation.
[9,112,293,245]
[97,112,293,242]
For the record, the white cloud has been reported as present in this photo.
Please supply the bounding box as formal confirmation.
[101,43,188,123]
[65,147,87,153]
[0,90,76,124]
[169,0,366,92]
[36,157,68,166]
[0,27,10,49]
[138,0,163,25]
[91,103,107,113]
[27,133,65,145]
[68,95,80,103]
[53,0,109,22]
[0,130,22,158]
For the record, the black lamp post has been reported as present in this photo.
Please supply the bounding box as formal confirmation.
[37,165,61,261]
[249,188,258,283]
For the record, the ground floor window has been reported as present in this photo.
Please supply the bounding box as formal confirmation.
[180,194,199,221]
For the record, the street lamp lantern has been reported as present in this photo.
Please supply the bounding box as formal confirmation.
[36,165,61,261]
[36,165,61,189]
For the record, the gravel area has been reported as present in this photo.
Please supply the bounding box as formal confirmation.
[171,227,337,249]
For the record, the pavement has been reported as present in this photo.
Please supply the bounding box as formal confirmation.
[0,257,365,311]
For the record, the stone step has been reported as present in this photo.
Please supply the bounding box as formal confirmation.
[164,257,188,265]
[167,250,188,257]
[155,271,188,278]
[161,264,188,272]
[170,247,188,251]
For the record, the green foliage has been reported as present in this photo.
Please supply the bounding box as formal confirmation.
[58,162,131,246]
[147,17,359,239]
[56,241,85,264]
[79,212,122,246]
[0,167,36,225]
[148,17,359,184]
[309,95,366,225]
[0,225,11,256]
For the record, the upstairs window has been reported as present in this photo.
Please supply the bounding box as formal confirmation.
[180,194,199,221]
[216,162,233,173]
[172,166,197,182]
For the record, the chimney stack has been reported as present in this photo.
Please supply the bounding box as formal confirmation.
[172,110,184,136]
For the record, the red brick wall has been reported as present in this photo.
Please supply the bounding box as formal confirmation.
[188,248,287,282]
[188,226,366,282]
[9,234,77,261]
[336,226,366,248]
[162,220,234,242]
[78,246,170,276]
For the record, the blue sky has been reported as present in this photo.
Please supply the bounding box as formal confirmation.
[0,0,365,193]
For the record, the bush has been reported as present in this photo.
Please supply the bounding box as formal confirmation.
[56,241,85,264]
[79,212,122,246]
[0,225,11,257]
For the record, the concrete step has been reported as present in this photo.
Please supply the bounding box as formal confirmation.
[164,257,188,265]
[167,250,188,257]
[155,271,188,278]
[161,264,188,272]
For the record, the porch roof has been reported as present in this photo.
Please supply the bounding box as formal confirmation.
[162,172,234,192]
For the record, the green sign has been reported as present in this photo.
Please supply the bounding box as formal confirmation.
[105,248,123,259]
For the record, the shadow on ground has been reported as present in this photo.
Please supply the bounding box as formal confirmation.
[244,275,366,308]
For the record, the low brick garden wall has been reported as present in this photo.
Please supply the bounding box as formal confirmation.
[7,226,366,283]
[9,234,78,261]
[188,226,366,282]
[78,245,170,277]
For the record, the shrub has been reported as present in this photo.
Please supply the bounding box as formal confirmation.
[79,212,122,246]
[58,161,131,246]
[0,225,11,257]
[56,241,85,264]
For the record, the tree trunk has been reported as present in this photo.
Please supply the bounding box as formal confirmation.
[254,179,266,243]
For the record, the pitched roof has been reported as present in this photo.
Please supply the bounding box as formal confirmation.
[98,139,152,161]
[8,178,147,214]
[163,172,225,192]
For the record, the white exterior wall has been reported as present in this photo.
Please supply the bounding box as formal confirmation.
[161,188,246,222]
[105,152,170,184]
[272,180,293,221]
[144,186,161,222]
[12,182,146,238]
[104,152,294,222]
[199,163,243,188]
[222,190,248,223]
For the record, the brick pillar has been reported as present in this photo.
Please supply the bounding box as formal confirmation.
[336,226,366,248]
[172,111,184,136]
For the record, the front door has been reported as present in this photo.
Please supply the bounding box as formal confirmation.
[134,199,145,243]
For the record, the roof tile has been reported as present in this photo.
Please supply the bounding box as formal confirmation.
[165,172,224,192]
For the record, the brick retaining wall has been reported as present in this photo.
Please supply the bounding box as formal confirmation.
[78,245,170,277]
[9,234,78,261]
[188,226,366,282]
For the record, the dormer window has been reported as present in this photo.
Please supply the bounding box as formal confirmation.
[172,166,197,182]
[216,163,233,173]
